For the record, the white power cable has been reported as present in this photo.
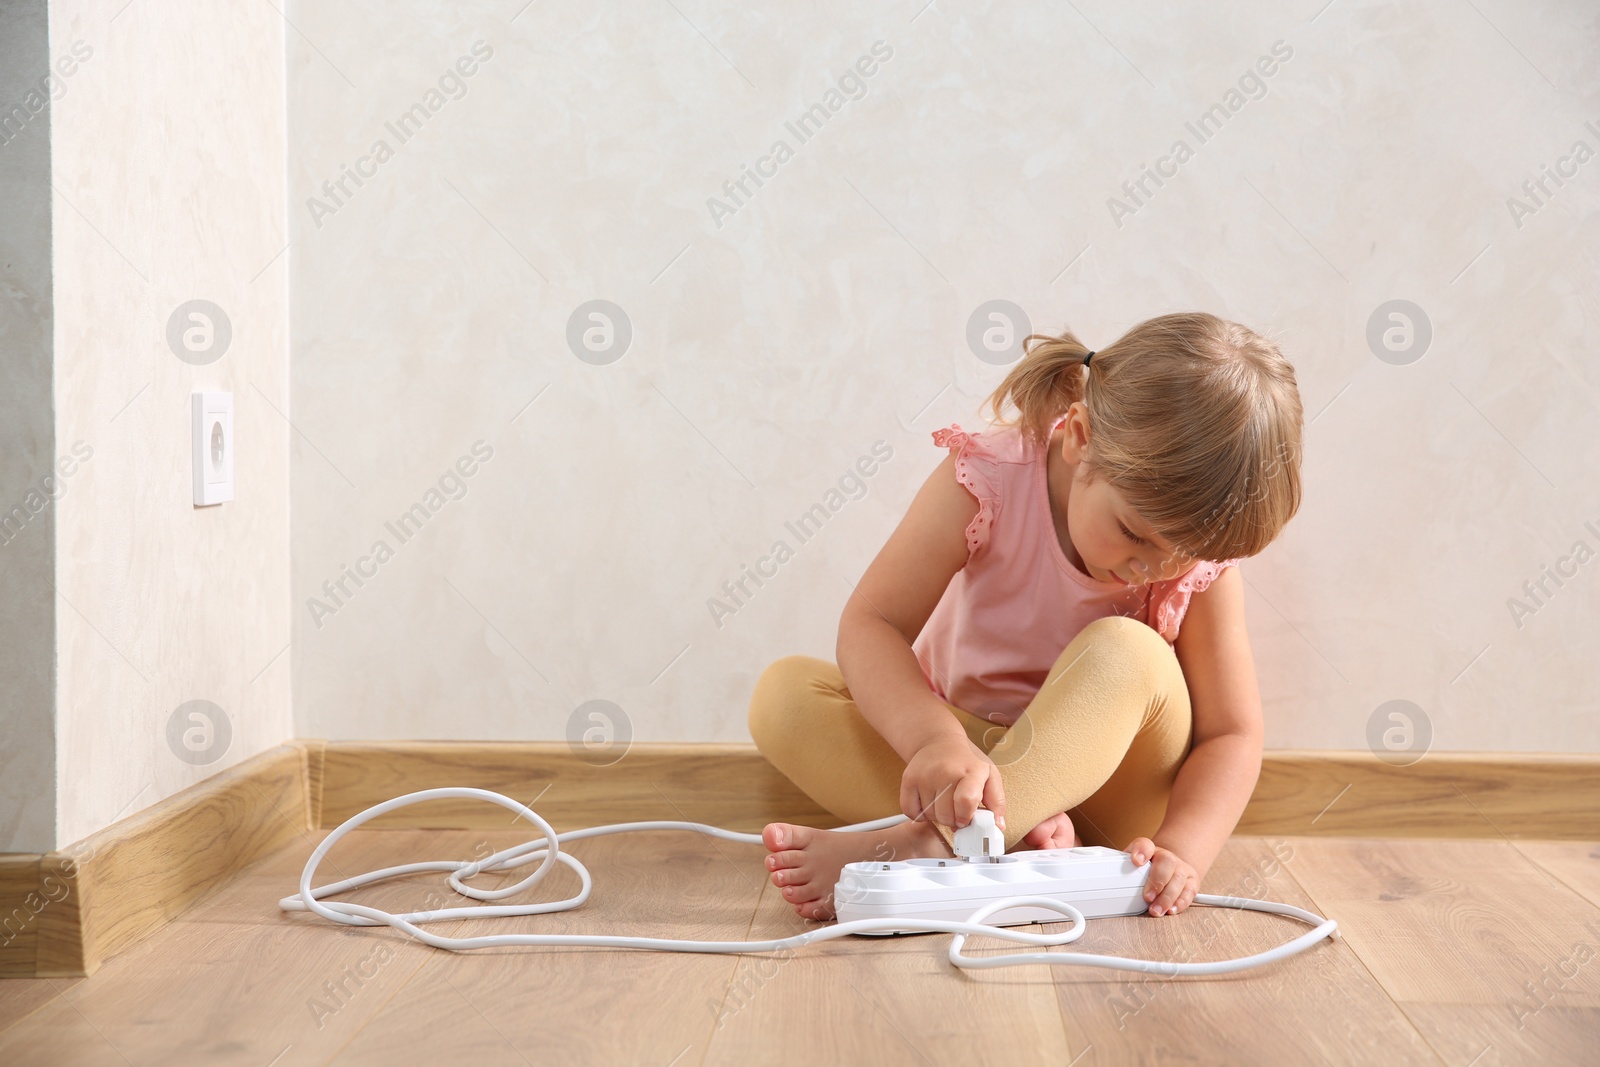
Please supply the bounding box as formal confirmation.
[278,787,1338,974]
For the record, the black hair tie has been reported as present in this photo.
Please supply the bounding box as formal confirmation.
[1083,350,1096,368]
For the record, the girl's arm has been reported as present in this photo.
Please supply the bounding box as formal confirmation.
[1146,565,1266,888]
[836,452,979,763]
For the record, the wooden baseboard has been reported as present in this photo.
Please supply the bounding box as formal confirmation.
[315,741,835,833]
[0,744,311,979]
[1241,751,1600,839]
[2,743,1595,977]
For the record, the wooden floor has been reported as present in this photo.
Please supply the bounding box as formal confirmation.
[1,826,1597,1066]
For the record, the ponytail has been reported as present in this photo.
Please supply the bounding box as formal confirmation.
[980,332,1094,450]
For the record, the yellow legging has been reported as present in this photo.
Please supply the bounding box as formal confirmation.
[747,615,1194,856]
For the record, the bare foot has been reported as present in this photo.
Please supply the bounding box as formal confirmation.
[761,817,953,920]
[1018,811,1082,851]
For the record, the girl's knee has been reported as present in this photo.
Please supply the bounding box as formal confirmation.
[1067,615,1178,675]
[1078,614,1166,649]
[747,655,830,747]
[1048,615,1190,724]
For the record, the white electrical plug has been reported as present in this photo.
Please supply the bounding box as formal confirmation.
[952,809,1005,862]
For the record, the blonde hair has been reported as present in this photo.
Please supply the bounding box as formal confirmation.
[980,311,1304,561]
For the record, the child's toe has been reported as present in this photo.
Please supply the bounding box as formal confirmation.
[766,849,808,871]
[782,880,826,904]
[761,822,815,853]
[797,900,834,921]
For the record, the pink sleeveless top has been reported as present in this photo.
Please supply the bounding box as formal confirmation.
[911,418,1241,727]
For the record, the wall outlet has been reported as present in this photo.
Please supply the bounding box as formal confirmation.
[192,392,234,506]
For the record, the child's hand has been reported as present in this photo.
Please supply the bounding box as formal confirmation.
[901,736,1006,834]
[1124,837,1198,916]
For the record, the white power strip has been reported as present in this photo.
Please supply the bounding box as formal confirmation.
[279,788,1340,975]
[837,846,1151,934]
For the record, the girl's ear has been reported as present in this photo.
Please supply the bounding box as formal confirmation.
[1060,402,1092,463]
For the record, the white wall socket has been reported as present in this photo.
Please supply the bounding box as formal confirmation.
[192,391,234,506]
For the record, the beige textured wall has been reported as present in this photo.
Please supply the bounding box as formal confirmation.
[42,1,291,850]
[286,3,1600,760]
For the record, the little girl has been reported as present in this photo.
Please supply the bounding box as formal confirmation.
[747,311,1304,922]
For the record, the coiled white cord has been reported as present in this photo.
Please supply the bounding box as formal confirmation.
[278,787,1338,974]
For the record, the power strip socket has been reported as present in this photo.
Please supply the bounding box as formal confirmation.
[834,847,1151,935]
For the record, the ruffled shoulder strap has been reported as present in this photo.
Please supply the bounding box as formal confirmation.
[931,423,1003,559]
[1147,558,1244,643]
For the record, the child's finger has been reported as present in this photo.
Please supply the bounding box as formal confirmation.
[900,772,930,823]
[1143,874,1165,904]
[934,785,959,831]
[907,785,932,825]
[1151,871,1189,916]
[981,771,1006,831]
[1143,855,1175,902]
[953,774,985,827]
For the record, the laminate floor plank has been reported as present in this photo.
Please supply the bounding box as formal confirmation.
[705,855,1075,1067]
[327,830,768,1067]
[1514,840,1600,909]
[1048,837,1438,1066]
[1281,836,1600,1067]
[0,830,521,1067]
[0,977,74,1036]
[1390,1003,1599,1067]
